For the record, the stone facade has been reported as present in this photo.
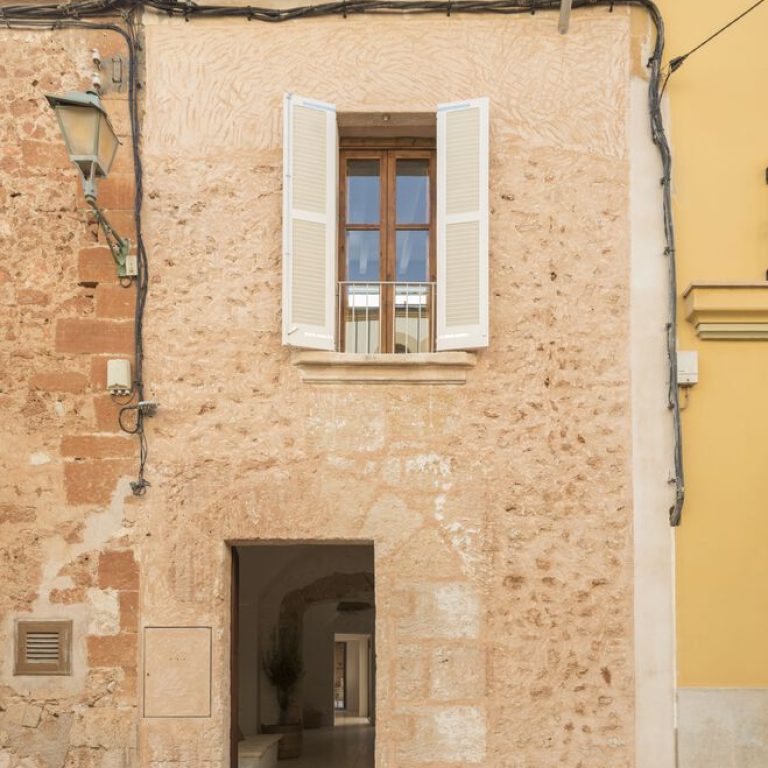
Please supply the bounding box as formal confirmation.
[1,7,658,768]
[0,25,142,768]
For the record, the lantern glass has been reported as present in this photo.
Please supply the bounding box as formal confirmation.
[46,92,120,181]
[97,112,119,177]
[56,104,100,171]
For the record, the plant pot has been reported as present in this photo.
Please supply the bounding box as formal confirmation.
[262,722,303,759]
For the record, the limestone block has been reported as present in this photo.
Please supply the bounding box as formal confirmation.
[98,551,139,591]
[396,583,481,640]
[21,705,41,729]
[429,645,487,700]
[398,705,486,764]
[87,588,120,636]
[393,646,427,701]
[70,708,136,750]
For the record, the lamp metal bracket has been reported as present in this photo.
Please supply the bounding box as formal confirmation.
[86,197,136,278]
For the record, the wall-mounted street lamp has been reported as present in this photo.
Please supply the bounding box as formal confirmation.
[45,90,136,279]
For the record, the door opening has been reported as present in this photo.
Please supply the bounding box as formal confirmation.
[333,633,372,727]
[231,542,375,767]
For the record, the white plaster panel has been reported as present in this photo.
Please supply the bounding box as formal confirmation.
[143,627,212,718]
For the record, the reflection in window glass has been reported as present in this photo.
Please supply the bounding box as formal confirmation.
[343,284,380,354]
[394,283,432,354]
[346,231,380,281]
[396,160,429,224]
[396,230,429,283]
[347,160,380,224]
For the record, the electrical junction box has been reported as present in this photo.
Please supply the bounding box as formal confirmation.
[107,358,132,396]
[677,350,698,386]
[125,254,138,277]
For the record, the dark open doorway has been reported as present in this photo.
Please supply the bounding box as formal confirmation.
[231,543,375,767]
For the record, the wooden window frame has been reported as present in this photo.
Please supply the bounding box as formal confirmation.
[15,619,72,676]
[338,139,437,354]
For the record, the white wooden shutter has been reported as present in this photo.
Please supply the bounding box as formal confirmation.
[436,97,489,351]
[282,93,337,350]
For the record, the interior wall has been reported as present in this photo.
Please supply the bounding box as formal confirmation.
[345,640,360,713]
[237,549,264,736]
[303,605,374,726]
[335,633,371,718]
[359,638,369,719]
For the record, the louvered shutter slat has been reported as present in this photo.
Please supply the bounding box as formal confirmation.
[282,94,338,350]
[436,98,490,351]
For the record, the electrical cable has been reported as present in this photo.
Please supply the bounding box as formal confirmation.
[667,0,766,75]
[0,0,685,524]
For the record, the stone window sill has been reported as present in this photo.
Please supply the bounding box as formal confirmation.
[291,350,476,384]
[684,282,768,339]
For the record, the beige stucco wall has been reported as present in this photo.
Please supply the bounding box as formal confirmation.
[137,8,637,767]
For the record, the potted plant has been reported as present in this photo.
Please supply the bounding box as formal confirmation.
[261,626,304,759]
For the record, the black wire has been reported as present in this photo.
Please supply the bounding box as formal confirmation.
[1,0,684,524]
[667,0,766,74]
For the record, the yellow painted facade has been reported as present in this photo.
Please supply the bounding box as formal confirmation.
[660,0,768,687]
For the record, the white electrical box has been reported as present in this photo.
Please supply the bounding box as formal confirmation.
[677,350,698,386]
[125,254,138,277]
[107,359,132,396]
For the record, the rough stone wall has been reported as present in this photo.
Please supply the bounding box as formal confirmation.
[0,7,643,768]
[137,9,636,768]
[0,27,141,768]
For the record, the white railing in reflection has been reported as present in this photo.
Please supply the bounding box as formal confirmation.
[338,281,436,354]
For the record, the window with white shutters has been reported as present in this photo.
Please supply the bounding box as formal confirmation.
[282,94,489,354]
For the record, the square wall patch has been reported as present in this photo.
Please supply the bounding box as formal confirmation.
[143,626,212,717]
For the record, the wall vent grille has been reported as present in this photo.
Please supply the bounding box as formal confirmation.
[25,632,61,662]
[15,620,72,676]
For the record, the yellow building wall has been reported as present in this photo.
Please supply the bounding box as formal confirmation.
[660,0,768,687]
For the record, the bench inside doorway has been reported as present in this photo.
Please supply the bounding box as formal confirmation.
[238,735,283,768]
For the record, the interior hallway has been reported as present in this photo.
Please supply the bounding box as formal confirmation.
[284,724,374,767]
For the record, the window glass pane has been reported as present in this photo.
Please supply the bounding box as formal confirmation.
[396,160,429,224]
[347,160,380,224]
[346,230,380,281]
[396,230,429,282]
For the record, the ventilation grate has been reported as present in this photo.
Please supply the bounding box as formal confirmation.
[25,632,61,663]
[15,620,72,676]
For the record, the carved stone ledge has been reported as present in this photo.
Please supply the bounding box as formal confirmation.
[291,350,476,384]
[684,283,768,339]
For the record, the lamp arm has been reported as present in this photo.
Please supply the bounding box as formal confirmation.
[86,197,132,279]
